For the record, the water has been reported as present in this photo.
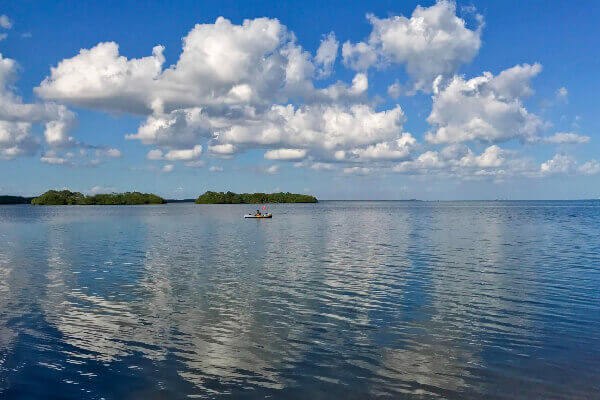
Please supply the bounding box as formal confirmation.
[0,201,599,399]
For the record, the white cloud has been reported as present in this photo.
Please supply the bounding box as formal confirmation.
[426,64,544,144]
[184,160,205,168]
[392,145,539,181]
[310,162,335,171]
[208,143,236,155]
[95,148,123,158]
[217,104,406,156]
[36,17,291,115]
[264,165,279,174]
[0,33,7,41]
[0,121,40,160]
[264,148,307,161]
[164,145,203,161]
[29,12,592,184]
[36,42,166,114]
[578,160,600,176]
[209,166,223,172]
[394,150,445,173]
[458,145,505,168]
[350,133,416,161]
[315,32,338,78]
[146,149,163,160]
[0,15,11,29]
[341,41,378,71]
[40,155,68,165]
[541,132,589,144]
[343,166,372,175]
[36,17,408,165]
[0,53,76,159]
[540,154,600,176]
[126,107,213,147]
[540,154,575,175]
[342,1,483,91]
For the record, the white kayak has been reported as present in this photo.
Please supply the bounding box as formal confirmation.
[244,213,272,218]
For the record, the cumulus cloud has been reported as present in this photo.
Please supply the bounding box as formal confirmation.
[343,166,372,175]
[309,162,335,171]
[0,121,40,159]
[540,154,575,175]
[40,154,68,165]
[578,160,600,175]
[540,154,600,176]
[264,148,307,161]
[426,63,544,144]
[0,53,77,160]
[29,11,592,183]
[94,148,122,158]
[147,145,202,161]
[342,1,483,91]
[208,143,236,155]
[393,144,537,180]
[35,16,412,168]
[216,104,406,157]
[315,32,338,78]
[540,132,589,144]
[164,145,203,161]
[349,133,416,161]
[36,17,291,115]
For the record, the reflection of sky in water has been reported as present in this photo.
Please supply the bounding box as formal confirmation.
[0,202,599,398]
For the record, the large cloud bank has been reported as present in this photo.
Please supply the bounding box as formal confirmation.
[1,1,595,180]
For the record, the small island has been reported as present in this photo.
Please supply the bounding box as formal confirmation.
[195,191,318,204]
[31,190,166,205]
[0,196,35,205]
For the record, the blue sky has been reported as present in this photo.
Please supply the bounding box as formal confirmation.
[0,0,598,199]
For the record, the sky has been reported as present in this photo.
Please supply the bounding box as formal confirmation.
[0,0,598,200]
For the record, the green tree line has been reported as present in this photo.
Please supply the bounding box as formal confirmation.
[195,191,318,204]
[31,190,166,205]
[0,196,34,204]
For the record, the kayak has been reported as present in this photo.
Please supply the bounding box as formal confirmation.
[244,213,272,218]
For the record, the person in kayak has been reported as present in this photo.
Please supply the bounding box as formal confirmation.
[255,209,261,216]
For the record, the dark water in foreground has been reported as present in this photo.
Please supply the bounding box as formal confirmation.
[0,201,599,399]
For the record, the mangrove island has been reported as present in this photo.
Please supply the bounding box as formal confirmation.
[31,190,166,205]
[195,191,318,204]
[0,196,35,205]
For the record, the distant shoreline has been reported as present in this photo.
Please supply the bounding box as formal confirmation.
[2,195,598,205]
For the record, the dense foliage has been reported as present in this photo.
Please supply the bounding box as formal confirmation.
[31,190,85,205]
[31,190,165,205]
[195,191,318,204]
[0,196,34,204]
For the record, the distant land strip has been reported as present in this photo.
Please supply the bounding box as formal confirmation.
[195,191,318,204]
[1,191,318,205]
[31,190,166,205]
[0,196,34,204]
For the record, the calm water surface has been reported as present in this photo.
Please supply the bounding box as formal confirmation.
[0,201,599,399]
